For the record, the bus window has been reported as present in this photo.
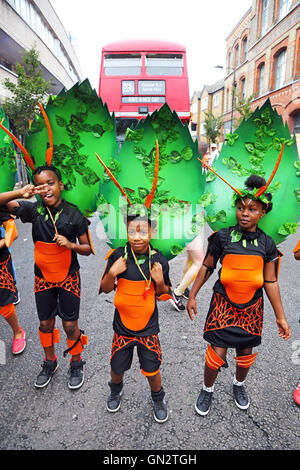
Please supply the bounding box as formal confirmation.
[104,54,142,76]
[145,54,183,76]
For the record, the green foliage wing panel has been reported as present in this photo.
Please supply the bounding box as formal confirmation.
[25,79,117,216]
[98,104,206,260]
[204,100,300,244]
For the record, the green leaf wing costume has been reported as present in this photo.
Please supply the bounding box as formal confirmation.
[97,104,206,260]
[24,79,117,216]
[203,100,300,244]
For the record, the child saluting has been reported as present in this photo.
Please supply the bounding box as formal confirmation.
[0,166,92,389]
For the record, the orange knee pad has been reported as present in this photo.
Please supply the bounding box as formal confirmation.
[0,303,15,319]
[64,330,88,357]
[205,344,225,370]
[39,328,60,348]
[234,352,257,368]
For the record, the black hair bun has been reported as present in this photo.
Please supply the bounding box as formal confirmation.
[244,174,273,213]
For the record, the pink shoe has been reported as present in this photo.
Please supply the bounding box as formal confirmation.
[293,382,300,406]
[12,328,26,355]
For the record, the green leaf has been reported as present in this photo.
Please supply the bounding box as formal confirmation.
[278,223,298,236]
[170,244,185,256]
[181,146,193,161]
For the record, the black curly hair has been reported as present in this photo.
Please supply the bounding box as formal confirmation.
[32,165,62,184]
[236,174,273,213]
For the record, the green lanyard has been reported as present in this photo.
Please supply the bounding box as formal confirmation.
[46,206,63,236]
[129,245,152,298]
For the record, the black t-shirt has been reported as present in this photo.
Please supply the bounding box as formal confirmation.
[103,242,171,337]
[206,225,280,307]
[0,211,13,263]
[13,200,89,276]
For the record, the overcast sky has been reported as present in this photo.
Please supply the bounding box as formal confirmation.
[50,0,252,98]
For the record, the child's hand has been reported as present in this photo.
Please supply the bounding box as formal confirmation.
[187,297,198,321]
[53,234,73,250]
[276,318,291,340]
[19,184,36,199]
[110,257,127,277]
[0,239,6,249]
[150,262,164,284]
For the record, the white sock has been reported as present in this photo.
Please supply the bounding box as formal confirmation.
[203,383,214,393]
[233,375,245,386]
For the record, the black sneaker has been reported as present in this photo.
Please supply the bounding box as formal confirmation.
[169,292,185,311]
[68,359,85,390]
[182,288,190,300]
[151,388,168,423]
[195,388,213,416]
[35,358,58,388]
[233,384,249,410]
[107,380,123,412]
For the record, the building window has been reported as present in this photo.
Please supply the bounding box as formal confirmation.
[240,78,246,99]
[278,0,292,20]
[201,96,208,111]
[258,63,265,96]
[200,123,205,136]
[227,52,231,71]
[235,44,239,67]
[213,93,219,108]
[275,49,286,89]
[242,37,248,62]
[293,111,300,134]
[261,0,269,35]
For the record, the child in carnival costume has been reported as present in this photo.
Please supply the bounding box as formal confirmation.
[187,147,291,415]
[293,239,300,406]
[98,144,172,423]
[0,105,94,389]
[0,210,25,354]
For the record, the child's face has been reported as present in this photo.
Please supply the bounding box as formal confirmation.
[34,170,64,208]
[236,198,265,231]
[127,219,154,254]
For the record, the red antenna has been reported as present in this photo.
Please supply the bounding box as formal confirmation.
[0,118,35,171]
[145,140,159,208]
[198,157,242,195]
[95,152,132,206]
[37,102,53,166]
[255,144,284,197]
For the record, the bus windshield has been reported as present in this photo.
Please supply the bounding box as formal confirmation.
[145,54,183,76]
[104,54,141,76]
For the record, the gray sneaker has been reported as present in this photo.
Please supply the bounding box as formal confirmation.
[68,359,85,390]
[35,358,58,388]
[195,388,213,416]
[151,387,168,423]
[233,384,249,410]
[107,380,123,412]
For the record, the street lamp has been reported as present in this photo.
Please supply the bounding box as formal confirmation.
[215,65,236,134]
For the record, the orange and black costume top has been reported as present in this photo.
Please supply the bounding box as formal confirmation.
[12,200,90,282]
[0,211,16,307]
[203,225,281,349]
[102,243,171,337]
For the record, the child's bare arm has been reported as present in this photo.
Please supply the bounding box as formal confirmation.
[187,253,215,320]
[264,261,291,340]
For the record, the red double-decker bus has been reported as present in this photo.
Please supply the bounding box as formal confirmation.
[98,39,190,141]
